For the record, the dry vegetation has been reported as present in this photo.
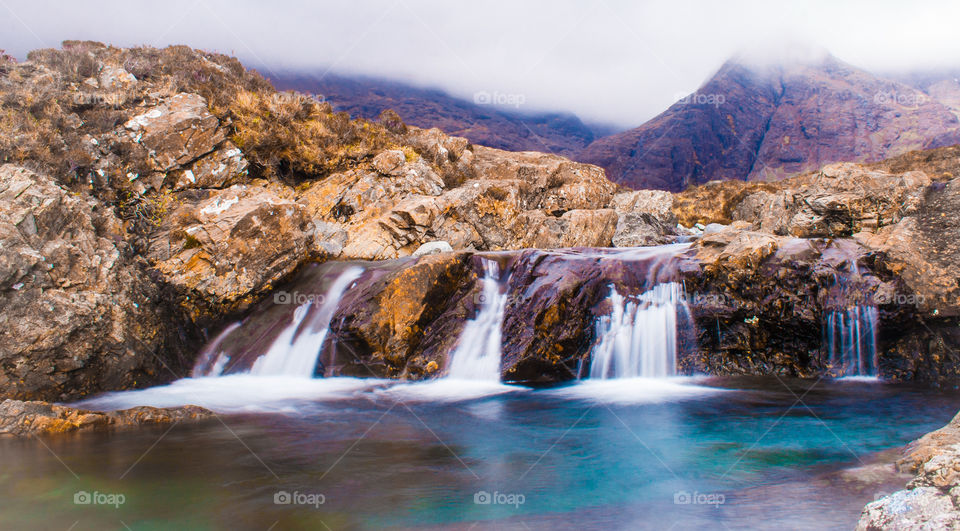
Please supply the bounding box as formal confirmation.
[0,41,418,243]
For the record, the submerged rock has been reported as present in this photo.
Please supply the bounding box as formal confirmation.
[0,399,212,437]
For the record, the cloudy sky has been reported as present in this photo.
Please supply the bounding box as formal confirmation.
[2,0,959,127]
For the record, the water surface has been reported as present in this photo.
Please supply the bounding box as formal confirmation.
[0,376,956,530]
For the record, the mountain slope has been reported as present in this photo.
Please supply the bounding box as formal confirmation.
[269,72,604,157]
[580,55,960,191]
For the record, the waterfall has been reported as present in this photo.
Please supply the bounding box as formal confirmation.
[825,305,878,377]
[589,282,685,379]
[446,259,508,381]
[192,322,242,377]
[247,266,364,377]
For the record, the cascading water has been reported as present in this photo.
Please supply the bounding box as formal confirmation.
[446,259,508,381]
[825,305,879,377]
[191,322,243,377]
[589,282,686,379]
[823,247,880,378]
[210,266,364,378]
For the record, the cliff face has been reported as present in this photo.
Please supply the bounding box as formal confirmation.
[579,56,960,191]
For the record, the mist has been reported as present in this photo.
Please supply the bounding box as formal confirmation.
[2,0,959,127]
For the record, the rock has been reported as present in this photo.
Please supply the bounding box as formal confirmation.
[168,141,248,190]
[612,189,676,220]
[329,252,476,378]
[412,241,453,257]
[147,184,315,308]
[372,149,407,176]
[123,93,225,171]
[612,212,676,247]
[610,190,678,246]
[0,165,194,401]
[857,412,960,530]
[97,65,137,91]
[0,399,212,437]
[857,487,960,530]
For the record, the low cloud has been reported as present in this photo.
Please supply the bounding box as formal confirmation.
[2,0,960,127]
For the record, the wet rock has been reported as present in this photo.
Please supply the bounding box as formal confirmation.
[0,399,212,437]
[330,253,476,378]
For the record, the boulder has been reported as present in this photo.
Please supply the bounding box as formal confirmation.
[123,93,225,171]
[148,184,315,308]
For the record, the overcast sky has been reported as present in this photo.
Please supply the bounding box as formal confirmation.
[2,0,959,127]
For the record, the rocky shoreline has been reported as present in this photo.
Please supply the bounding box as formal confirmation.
[0,399,212,437]
[858,412,960,529]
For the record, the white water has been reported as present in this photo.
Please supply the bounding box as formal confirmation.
[826,305,879,377]
[589,282,685,379]
[446,259,508,381]
[76,375,386,413]
[545,377,723,405]
[191,322,242,377]
[248,266,364,377]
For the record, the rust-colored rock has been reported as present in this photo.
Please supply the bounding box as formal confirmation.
[0,399,212,437]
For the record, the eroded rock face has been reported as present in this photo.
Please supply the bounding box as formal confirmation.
[0,399,212,437]
[0,165,197,400]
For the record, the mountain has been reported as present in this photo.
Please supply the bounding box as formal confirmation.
[268,72,609,157]
[579,55,960,191]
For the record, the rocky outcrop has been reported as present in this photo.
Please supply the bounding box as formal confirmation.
[297,138,622,260]
[0,43,649,400]
[858,413,960,529]
[147,183,315,307]
[0,399,212,437]
[0,165,197,401]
